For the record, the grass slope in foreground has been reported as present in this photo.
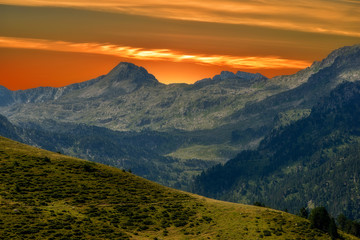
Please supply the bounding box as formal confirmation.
[0,136,358,240]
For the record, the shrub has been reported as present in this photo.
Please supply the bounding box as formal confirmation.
[299,207,308,219]
[253,201,265,207]
[83,163,97,172]
[309,207,338,238]
[263,230,271,236]
[309,207,331,232]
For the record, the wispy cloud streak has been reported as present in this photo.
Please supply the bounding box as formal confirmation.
[0,36,311,69]
[1,0,359,37]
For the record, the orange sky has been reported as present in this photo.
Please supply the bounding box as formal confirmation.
[0,1,360,90]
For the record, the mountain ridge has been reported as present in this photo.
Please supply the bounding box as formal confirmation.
[195,70,267,86]
[1,44,359,106]
[268,44,360,89]
[193,81,360,219]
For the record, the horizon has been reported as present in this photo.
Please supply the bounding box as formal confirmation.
[0,60,302,91]
[1,1,360,90]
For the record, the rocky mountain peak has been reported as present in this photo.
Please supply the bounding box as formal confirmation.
[311,44,360,70]
[212,70,267,81]
[235,71,267,81]
[213,71,237,80]
[70,62,162,97]
[269,44,360,89]
[195,70,267,86]
[105,62,159,86]
[326,44,360,61]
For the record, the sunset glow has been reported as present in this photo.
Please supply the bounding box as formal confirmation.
[0,36,311,70]
[0,0,359,90]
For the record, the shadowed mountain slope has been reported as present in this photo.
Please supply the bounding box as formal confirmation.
[193,81,360,220]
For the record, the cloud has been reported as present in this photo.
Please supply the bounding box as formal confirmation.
[1,0,359,37]
[0,36,311,69]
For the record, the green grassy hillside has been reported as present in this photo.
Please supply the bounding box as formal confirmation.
[0,137,358,240]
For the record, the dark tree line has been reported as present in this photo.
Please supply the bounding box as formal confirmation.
[337,213,360,237]
[298,206,360,239]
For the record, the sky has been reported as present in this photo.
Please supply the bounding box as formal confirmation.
[0,0,360,90]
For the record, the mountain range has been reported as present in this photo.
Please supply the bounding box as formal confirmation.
[0,44,360,221]
[1,45,359,161]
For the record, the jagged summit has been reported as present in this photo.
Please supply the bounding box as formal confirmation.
[269,44,360,89]
[213,70,266,81]
[108,62,144,75]
[195,70,267,86]
[235,71,267,81]
[72,62,161,97]
[213,71,237,80]
[105,62,159,86]
[310,44,360,70]
[324,44,360,62]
